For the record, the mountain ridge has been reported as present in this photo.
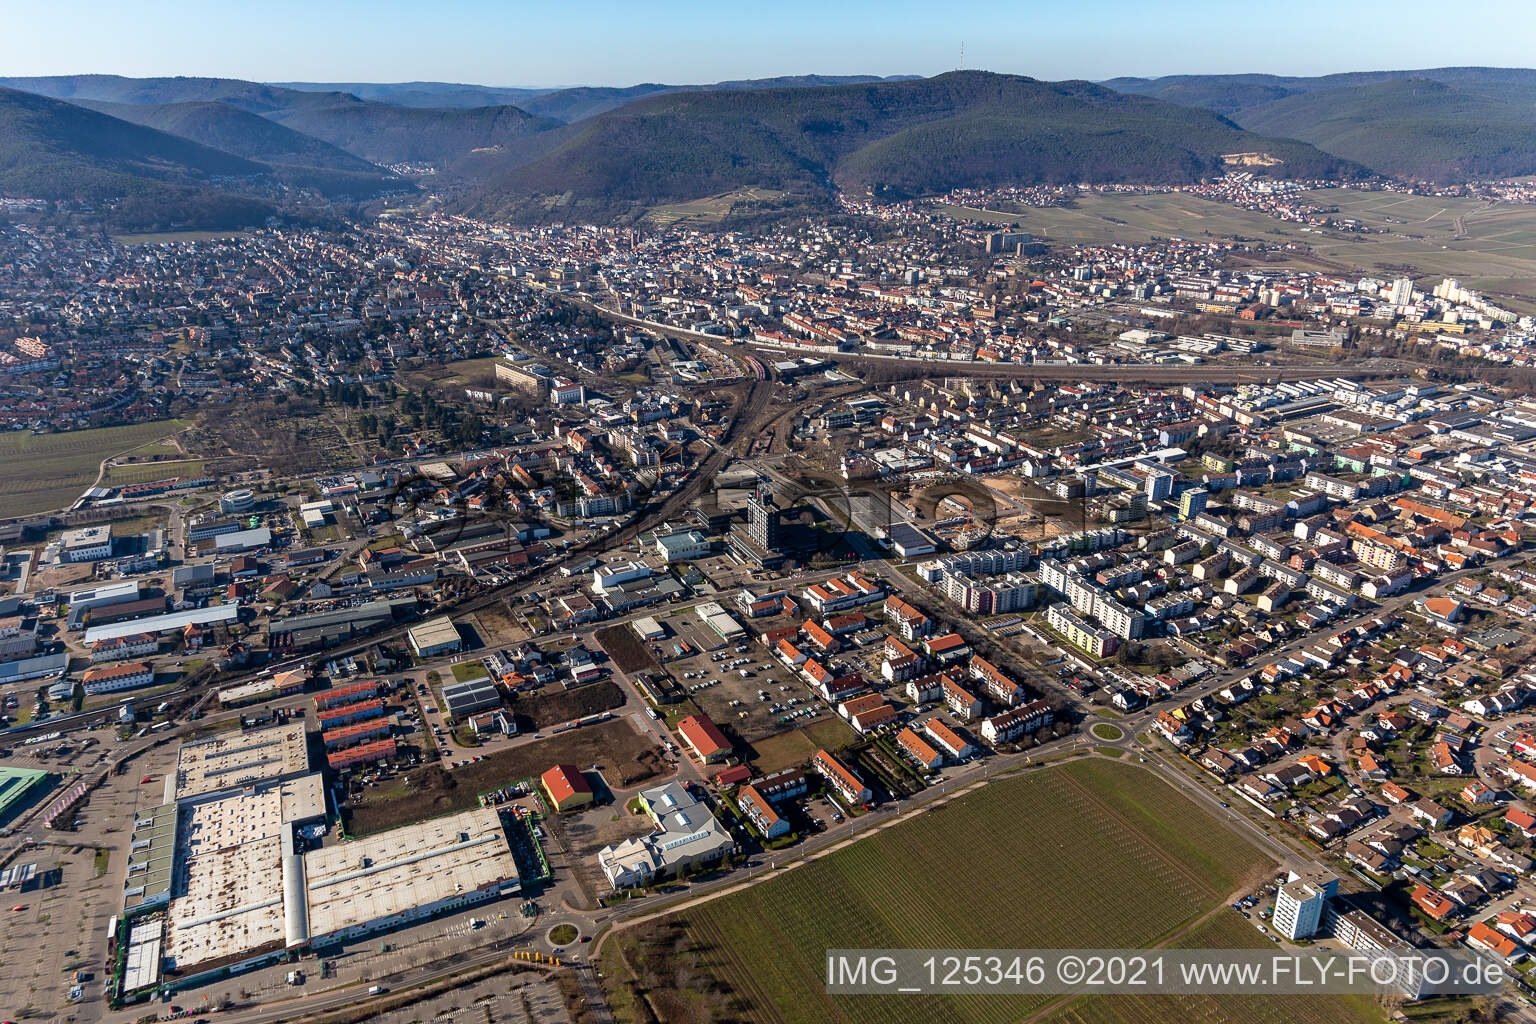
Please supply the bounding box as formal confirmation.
[456,71,1368,222]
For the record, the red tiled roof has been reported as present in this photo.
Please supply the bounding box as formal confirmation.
[677,714,731,758]
[541,764,592,805]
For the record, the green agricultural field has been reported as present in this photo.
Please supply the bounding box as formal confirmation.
[0,419,191,519]
[933,192,1313,246]
[932,188,1536,312]
[1297,188,1536,308]
[604,758,1381,1024]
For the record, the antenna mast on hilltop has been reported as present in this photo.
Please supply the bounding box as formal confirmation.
[959,41,965,71]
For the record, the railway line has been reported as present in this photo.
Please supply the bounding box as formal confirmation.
[0,379,783,744]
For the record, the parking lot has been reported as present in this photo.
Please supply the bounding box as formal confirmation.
[652,626,826,744]
[0,835,123,1019]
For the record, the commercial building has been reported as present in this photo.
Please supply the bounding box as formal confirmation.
[677,713,732,763]
[66,579,141,612]
[0,651,68,685]
[218,670,308,707]
[219,489,256,514]
[84,603,239,647]
[172,563,216,591]
[694,601,746,641]
[213,526,273,553]
[1272,869,1338,940]
[62,525,113,562]
[747,492,782,552]
[541,764,594,812]
[302,808,519,948]
[887,522,938,558]
[173,722,312,801]
[0,766,49,826]
[123,803,178,915]
[119,728,521,995]
[598,780,735,888]
[656,529,710,562]
[593,561,651,594]
[268,597,409,652]
[408,616,462,658]
[441,678,502,720]
[632,616,666,642]
[157,775,326,974]
[185,516,241,543]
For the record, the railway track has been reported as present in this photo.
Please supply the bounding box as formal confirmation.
[11,379,783,729]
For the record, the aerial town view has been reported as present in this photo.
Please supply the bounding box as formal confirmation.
[8,2,1536,1023]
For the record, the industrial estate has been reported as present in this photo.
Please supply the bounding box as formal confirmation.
[10,30,1536,1024]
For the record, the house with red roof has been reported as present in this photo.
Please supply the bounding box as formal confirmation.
[895,727,943,770]
[677,714,732,763]
[1411,885,1458,921]
[1467,921,1523,961]
[541,764,594,812]
[813,749,871,806]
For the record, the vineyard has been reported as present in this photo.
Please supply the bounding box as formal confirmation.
[1043,913,1384,1024]
[0,419,190,518]
[607,759,1382,1024]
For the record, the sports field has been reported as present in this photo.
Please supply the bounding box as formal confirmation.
[0,419,191,519]
[934,189,1536,310]
[603,758,1381,1024]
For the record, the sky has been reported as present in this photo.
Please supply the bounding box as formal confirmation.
[3,0,1534,87]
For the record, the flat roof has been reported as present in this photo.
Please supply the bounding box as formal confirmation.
[124,803,178,912]
[163,774,326,971]
[63,524,111,548]
[304,807,516,943]
[408,616,461,650]
[0,651,67,684]
[85,603,239,646]
[0,766,49,819]
[123,919,164,993]
[67,579,141,604]
[214,526,273,550]
[174,722,311,801]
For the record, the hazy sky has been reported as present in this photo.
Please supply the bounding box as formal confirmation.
[4,0,1533,86]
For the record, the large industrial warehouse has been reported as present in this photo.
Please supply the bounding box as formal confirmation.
[119,723,523,996]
